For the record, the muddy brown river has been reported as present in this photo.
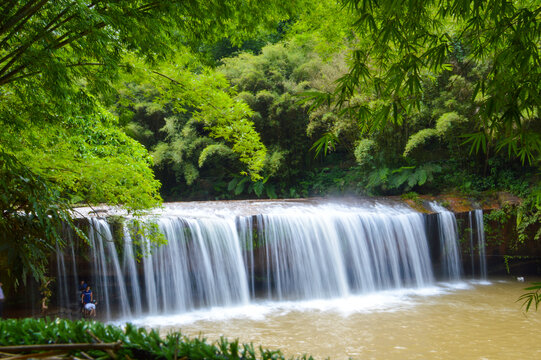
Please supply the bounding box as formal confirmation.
[127,280,541,359]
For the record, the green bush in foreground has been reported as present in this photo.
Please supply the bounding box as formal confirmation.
[0,318,312,360]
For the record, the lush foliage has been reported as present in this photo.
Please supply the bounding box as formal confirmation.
[111,56,267,199]
[0,0,303,88]
[2,108,161,211]
[114,40,360,199]
[109,1,540,204]
[0,318,314,360]
[0,152,81,286]
[311,0,541,166]
[220,42,355,198]
[0,1,299,285]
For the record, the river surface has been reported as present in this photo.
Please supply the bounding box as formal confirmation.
[126,279,541,359]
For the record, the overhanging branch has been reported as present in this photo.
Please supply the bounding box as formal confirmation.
[2,62,184,87]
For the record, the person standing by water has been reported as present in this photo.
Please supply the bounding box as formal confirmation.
[0,282,5,318]
[78,280,87,293]
[81,285,96,317]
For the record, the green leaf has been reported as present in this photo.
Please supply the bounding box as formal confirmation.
[417,169,428,186]
[265,184,277,199]
[461,132,487,155]
[228,178,239,192]
[234,177,249,195]
[253,181,265,197]
[310,132,339,159]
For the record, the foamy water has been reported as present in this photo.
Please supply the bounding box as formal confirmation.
[120,281,485,327]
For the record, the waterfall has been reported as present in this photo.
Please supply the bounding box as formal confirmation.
[56,200,487,320]
[87,218,132,319]
[469,212,475,276]
[55,227,79,312]
[55,243,69,310]
[474,210,487,279]
[466,209,487,279]
[238,216,256,298]
[429,203,462,280]
[139,217,250,314]
[252,207,433,300]
[122,225,143,316]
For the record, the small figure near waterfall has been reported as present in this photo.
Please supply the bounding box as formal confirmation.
[78,280,87,313]
[78,280,87,293]
[81,285,96,318]
[0,282,5,318]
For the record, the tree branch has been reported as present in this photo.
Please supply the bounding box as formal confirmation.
[45,2,100,35]
[0,2,75,60]
[0,1,109,81]
[137,2,162,13]
[52,21,106,50]
[2,62,185,87]
[0,0,49,38]
[0,64,26,86]
[0,0,36,34]
[0,16,107,84]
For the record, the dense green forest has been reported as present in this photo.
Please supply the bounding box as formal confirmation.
[0,0,540,285]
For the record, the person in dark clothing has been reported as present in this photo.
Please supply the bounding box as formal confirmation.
[81,286,96,317]
[78,280,87,293]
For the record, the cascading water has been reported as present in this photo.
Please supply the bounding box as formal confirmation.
[87,218,132,319]
[429,202,462,280]
[139,217,250,315]
[55,227,79,312]
[55,243,70,310]
[248,206,433,300]
[122,225,143,315]
[466,209,488,279]
[475,209,487,279]
[56,199,488,320]
[469,211,475,275]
